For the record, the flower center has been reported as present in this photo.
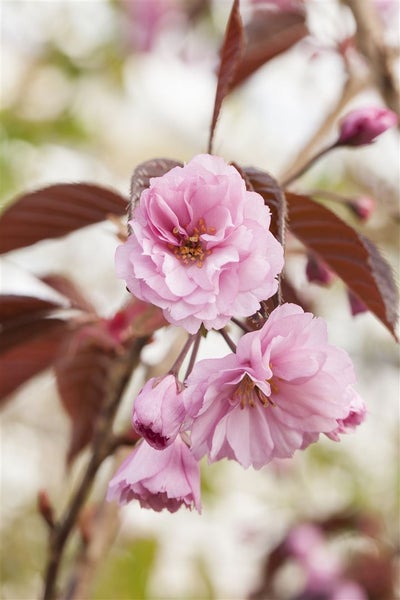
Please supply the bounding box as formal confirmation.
[170,218,214,268]
[233,373,277,409]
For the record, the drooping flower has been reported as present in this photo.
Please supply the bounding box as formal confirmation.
[184,303,362,469]
[337,107,398,146]
[107,436,201,513]
[115,154,284,333]
[132,374,186,449]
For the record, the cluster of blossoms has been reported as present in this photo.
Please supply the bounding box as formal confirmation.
[108,153,367,513]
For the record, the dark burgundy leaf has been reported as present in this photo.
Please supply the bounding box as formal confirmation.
[55,334,116,463]
[208,0,245,153]
[230,10,308,91]
[40,274,96,314]
[286,192,398,338]
[243,166,287,245]
[0,183,128,254]
[0,317,70,356]
[0,320,70,404]
[0,294,64,326]
[129,158,183,219]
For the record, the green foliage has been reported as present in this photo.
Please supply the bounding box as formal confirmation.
[92,537,158,600]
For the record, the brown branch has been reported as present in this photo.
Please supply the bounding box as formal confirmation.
[343,0,400,115]
[42,337,148,600]
[61,495,121,600]
[280,73,365,185]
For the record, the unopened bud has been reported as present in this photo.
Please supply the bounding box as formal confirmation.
[306,255,334,286]
[337,107,397,147]
[347,196,376,221]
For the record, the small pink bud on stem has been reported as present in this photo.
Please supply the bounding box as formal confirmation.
[337,106,398,147]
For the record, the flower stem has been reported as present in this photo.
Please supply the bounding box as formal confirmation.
[184,331,202,380]
[219,328,237,352]
[281,143,338,187]
[169,334,196,377]
[231,317,251,333]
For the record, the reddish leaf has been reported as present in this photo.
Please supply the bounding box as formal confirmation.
[0,320,70,404]
[55,333,116,463]
[40,274,96,314]
[0,317,70,356]
[230,10,308,91]
[208,0,245,153]
[286,192,398,337]
[0,294,64,326]
[0,183,127,254]
[243,166,287,245]
[129,158,183,218]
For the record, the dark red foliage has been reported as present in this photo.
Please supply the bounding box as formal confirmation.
[286,192,398,338]
[208,0,245,153]
[230,8,308,91]
[0,183,127,254]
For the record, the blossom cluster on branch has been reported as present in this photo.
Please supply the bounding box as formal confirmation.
[108,153,367,513]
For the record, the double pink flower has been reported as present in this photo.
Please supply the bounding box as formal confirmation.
[184,304,364,469]
[115,154,284,333]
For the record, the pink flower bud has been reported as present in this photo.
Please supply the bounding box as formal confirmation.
[132,375,186,450]
[347,196,376,221]
[306,254,335,286]
[107,437,201,513]
[337,107,398,146]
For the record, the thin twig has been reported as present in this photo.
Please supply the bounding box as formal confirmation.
[219,327,237,352]
[184,330,202,380]
[231,317,251,333]
[169,334,196,377]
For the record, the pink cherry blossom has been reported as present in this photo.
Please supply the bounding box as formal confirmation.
[132,375,186,449]
[115,154,284,334]
[184,303,361,469]
[107,436,201,513]
[337,106,398,146]
[325,386,366,441]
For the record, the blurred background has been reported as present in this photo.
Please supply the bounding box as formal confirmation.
[1,1,399,598]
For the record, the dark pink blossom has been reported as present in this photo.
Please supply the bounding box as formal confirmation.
[337,107,398,146]
[115,154,284,333]
[107,436,201,513]
[132,375,186,449]
[184,303,361,469]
